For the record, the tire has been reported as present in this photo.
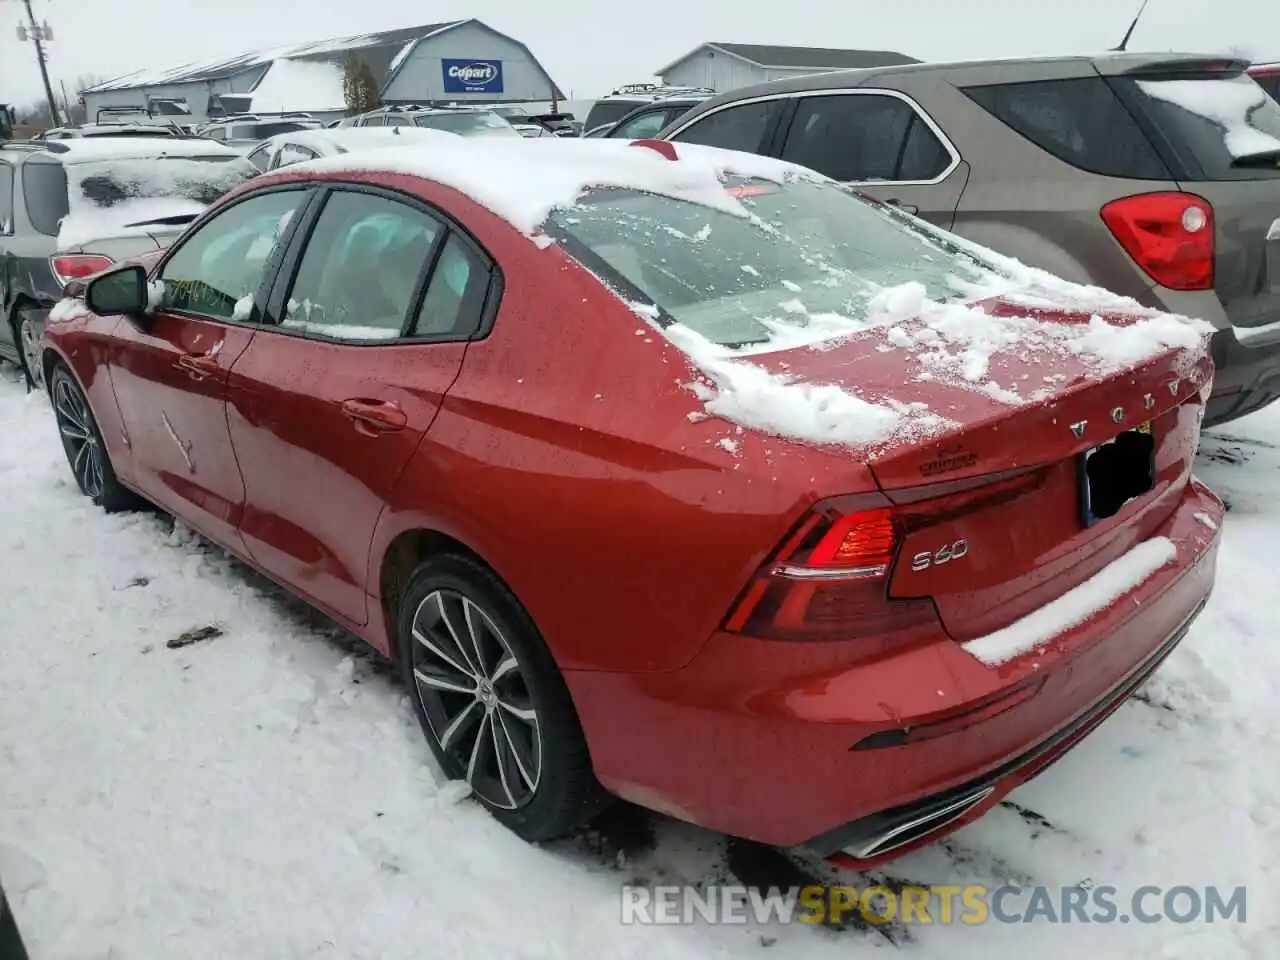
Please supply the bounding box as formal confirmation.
[16,308,44,392]
[399,553,606,842]
[49,364,144,513]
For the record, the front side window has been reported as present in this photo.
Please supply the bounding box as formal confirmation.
[246,144,273,171]
[276,144,319,168]
[610,109,668,140]
[281,191,442,341]
[546,177,1000,350]
[671,100,773,153]
[158,190,306,321]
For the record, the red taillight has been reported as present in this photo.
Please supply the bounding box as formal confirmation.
[50,253,114,289]
[1100,192,1214,291]
[723,493,941,646]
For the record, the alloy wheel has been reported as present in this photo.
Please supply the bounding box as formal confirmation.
[52,374,105,500]
[19,317,42,390]
[410,589,542,809]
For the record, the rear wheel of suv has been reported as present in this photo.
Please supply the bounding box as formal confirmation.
[17,309,44,391]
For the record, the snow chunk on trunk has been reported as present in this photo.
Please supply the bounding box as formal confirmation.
[963,537,1178,666]
[665,323,951,449]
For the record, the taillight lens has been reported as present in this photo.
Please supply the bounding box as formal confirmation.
[723,493,941,646]
[50,253,114,290]
[1100,192,1214,291]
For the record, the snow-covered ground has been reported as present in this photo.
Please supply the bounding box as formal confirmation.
[2,366,1279,958]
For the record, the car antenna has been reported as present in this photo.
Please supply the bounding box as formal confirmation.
[1113,0,1151,52]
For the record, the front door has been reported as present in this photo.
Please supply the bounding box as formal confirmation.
[226,187,493,625]
[108,187,311,547]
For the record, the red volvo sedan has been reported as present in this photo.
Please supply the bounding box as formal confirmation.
[41,136,1224,865]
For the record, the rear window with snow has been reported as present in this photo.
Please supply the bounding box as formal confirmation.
[1125,72,1280,179]
[413,112,520,138]
[49,155,259,245]
[546,177,998,349]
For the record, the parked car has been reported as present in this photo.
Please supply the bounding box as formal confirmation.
[593,94,713,140]
[198,115,322,152]
[342,104,522,138]
[1250,62,1280,100]
[0,137,257,387]
[582,83,718,137]
[245,126,452,172]
[42,135,1222,864]
[39,122,184,140]
[658,52,1280,427]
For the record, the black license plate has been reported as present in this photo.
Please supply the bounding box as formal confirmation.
[1079,422,1154,527]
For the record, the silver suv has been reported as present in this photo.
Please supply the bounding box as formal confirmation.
[659,53,1280,427]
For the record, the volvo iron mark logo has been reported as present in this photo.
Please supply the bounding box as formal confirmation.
[447,62,499,86]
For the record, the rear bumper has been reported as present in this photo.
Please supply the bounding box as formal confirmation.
[1204,327,1280,425]
[565,478,1224,850]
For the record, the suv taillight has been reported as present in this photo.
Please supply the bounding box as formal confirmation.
[50,253,114,289]
[722,492,941,647]
[1100,192,1214,291]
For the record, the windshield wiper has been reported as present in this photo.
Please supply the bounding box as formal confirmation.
[121,214,200,229]
[1231,148,1280,168]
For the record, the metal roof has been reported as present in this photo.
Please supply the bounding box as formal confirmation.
[657,42,918,75]
[81,21,463,94]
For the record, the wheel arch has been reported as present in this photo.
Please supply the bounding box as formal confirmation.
[375,525,512,663]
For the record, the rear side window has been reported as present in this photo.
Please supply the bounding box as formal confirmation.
[610,108,670,140]
[779,93,952,182]
[671,101,773,153]
[963,77,1169,180]
[22,161,70,236]
[1255,74,1280,101]
[1122,72,1280,180]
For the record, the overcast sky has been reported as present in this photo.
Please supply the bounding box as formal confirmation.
[0,0,1272,108]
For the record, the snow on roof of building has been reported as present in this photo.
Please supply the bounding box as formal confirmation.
[657,42,918,76]
[80,21,462,94]
[249,59,347,114]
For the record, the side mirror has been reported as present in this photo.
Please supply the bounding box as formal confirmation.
[86,264,151,318]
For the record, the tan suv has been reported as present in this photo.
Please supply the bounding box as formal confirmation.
[659,52,1280,427]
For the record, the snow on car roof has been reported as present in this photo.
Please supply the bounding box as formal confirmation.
[295,136,822,234]
[48,137,244,164]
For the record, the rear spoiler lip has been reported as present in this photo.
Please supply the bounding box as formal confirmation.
[1097,56,1251,78]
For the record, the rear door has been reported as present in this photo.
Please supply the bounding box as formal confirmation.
[225,185,494,626]
[769,90,966,227]
[1108,65,1280,336]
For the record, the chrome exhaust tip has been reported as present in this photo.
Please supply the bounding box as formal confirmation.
[842,786,995,861]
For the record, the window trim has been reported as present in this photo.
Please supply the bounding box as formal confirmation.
[257,181,504,347]
[0,160,14,235]
[152,183,316,326]
[666,87,962,188]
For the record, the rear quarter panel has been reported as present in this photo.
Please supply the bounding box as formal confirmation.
[361,188,879,672]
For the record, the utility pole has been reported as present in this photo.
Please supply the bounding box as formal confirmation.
[14,0,61,124]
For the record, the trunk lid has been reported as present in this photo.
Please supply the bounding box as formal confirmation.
[751,297,1213,642]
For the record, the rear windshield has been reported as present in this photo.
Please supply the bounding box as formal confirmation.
[546,177,996,349]
[413,112,520,137]
[1124,72,1280,179]
[585,100,645,131]
[26,155,258,236]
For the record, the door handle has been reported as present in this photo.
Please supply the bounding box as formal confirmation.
[886,198,919,215]
[340,398,407,433]
[175,352,220,379]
